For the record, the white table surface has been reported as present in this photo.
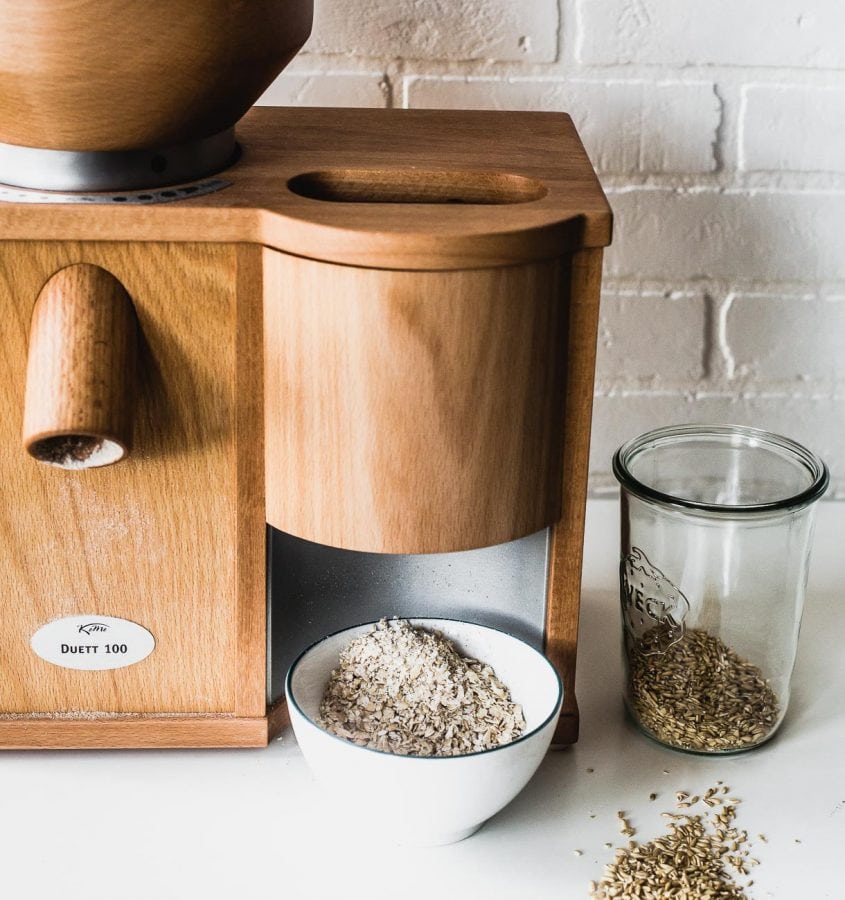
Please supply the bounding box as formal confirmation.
[3,498,841,900]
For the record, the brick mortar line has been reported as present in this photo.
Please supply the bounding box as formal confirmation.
[399,69,845,83]
[599,175,845,188]
[601,288,845,297]
[289,51,845,75]
[293,55,845,81]
[601,279,845,291]
[594,389,845,399]
[604,184,845,195]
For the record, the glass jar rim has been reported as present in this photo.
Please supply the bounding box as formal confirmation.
[612,423,829,514]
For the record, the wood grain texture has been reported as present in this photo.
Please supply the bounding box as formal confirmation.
[286,168,548,205]
[23,264,137,467]
[267,697,290,741]
[0,1,312,150]
[0,715,271,749]
[550,712,579,748]
[544,249,605,745]
[0,698,286,749]
[264,250,568,554]
[234,246,267,717]
[0,108,613,269]
[0,107,611,747]
[0,242,264,718]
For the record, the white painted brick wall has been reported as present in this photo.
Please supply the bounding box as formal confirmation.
[257,72,389,108]
[264,0,845,496]
[597,290,708,387]
[724,294,845,386]
[741,85,845,173]
[307,0,559,62]
[576,0,842,68]
[606,190,845,282]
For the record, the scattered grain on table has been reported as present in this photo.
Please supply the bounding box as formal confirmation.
[590,784,762,899]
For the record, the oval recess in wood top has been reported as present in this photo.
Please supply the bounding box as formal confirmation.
[0,108,613,271]
[286,169,548,205]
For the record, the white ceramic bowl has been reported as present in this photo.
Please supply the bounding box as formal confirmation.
[285,618,563,846]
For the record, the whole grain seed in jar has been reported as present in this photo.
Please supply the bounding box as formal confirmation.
[613,424,827,753]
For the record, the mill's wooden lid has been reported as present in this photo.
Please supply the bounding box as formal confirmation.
[0,107,612,270]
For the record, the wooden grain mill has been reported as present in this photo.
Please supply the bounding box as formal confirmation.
[0,1,611,748]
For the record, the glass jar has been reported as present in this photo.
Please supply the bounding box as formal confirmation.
[613,424,828,754]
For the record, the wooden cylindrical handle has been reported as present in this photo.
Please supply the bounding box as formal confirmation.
[23,264,138,469]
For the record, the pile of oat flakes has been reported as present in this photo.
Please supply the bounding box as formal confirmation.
[319,618,525,757]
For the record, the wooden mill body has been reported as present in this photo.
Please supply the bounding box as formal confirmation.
[0,107,611,749]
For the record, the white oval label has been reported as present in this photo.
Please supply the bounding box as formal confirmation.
[31,615,155,671]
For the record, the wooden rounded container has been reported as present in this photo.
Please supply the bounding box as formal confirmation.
[259,109,613,557]
[265,254,569,554]
[0,0,313,151]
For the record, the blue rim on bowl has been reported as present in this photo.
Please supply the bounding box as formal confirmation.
[285,617,564,761]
